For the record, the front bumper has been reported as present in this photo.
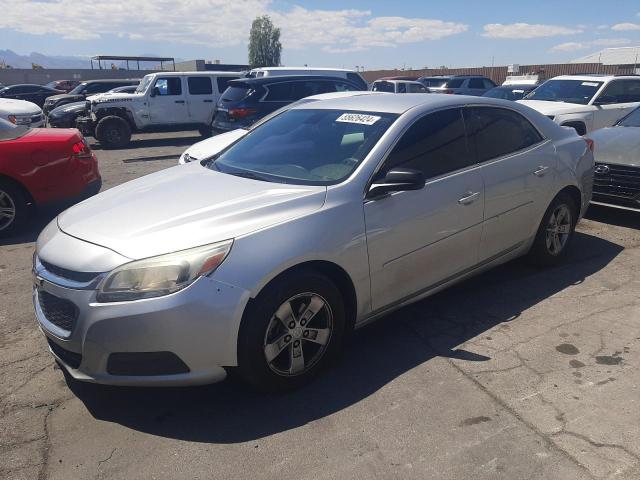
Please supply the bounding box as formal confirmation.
[33,258,251,386]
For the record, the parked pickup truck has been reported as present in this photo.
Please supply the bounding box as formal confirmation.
[76,71,241,149]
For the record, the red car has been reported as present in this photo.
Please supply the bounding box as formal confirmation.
[0,118,101,236]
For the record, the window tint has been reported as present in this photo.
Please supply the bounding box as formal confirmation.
[466,107,542,162]
[483,79,496,89]
[384,108,472,179]
[596,80,640,104]
[154,77,182,96]
[84,83,111,94]
[346,72,363,86]
[397,83,407,93]
[468,78,485,89]
[264,81,335,101]
[372,81,395,93]
[264,82,294,101]
[334,81,359,92]
[188,77,213,95]
[446,79,464,88]
[216,76,239,93]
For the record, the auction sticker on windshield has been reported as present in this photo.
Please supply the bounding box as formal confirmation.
[336,113,381,125]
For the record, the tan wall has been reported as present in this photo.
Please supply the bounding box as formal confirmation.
[0,68,160,86]
[363,63,638,84]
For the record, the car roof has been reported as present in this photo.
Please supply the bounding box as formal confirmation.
[251,67,357,73]
[291,93,520,114]
[81,79,140,84]
[373,79,424,85]
[549,74,639,82]
[229,75,361,86]
[492,84,536,89]
[145,71,241,77]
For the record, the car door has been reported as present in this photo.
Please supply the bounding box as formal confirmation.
[465,106,555,262]
[592,79,640,129]
[149,77,189,124]
[186,76,214,124]
[364,108,484,311]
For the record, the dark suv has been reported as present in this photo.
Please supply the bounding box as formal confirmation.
[212,75,365,132]
[43,79,139,115]
[419,75,496,96]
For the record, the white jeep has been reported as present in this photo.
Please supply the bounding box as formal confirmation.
[518,74,640,135]
[77,71,241,148]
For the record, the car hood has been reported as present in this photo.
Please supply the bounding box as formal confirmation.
[91,92,142,104]
[588,127,640,166]
[517,100,593,116]
[182,129,247,162]
[0,98,41,115]
[46,94,82,103]
[50,101,86,116]
[57,162,327,260]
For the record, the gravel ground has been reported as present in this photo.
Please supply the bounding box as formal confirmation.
[1,131,639,480]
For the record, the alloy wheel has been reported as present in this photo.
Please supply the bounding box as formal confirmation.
[0,189,16,231]
[545,204,571,255]
[263,293,333,376]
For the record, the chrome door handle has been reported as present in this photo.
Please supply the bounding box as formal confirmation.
[534,166,549,177]
[458,191,480,205]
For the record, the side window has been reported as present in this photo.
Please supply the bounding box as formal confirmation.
[397,83,407,93]
[188,77,213,95]
[346,72,363,86]
[408,84,426,93]
[335,81,358,92]
[483,79,496,89]
[216,76,239,93]
[154,77,182,96]
[384,108,472,179]
[84,83,107,94]
[446,78,464,88]
[466,107,543,162]
[597,80,640,104]
[468,78,485,89]
[264,82,294,101]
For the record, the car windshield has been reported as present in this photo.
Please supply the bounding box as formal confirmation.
[67,83,87,95]
[371,81,395,93]
[617,107,640,127]
[135,75,154,94]
[208,108,398,185]
[523,79,603,105]
[421,78,449,87]
[484,87,529,101]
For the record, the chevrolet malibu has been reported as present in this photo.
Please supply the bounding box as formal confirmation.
[34,95,594,391]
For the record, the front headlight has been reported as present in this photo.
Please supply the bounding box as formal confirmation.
[96,240,233,302]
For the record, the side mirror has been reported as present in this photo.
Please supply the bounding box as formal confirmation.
[367,168,425,198]
[150,87,160,97]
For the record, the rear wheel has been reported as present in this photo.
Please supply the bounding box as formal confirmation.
[0,180,28,236]
[237,272,346,392]
[198,125,213,138]
[95,115,131,149]
[528,192,577,266]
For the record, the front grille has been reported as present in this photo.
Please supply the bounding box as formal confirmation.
[593,163,640,208]
[47,338,82,369]
[40,259,101,283]
[38,290,78,333]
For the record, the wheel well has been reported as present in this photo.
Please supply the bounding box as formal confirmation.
[558,185,582,214]
[95,107,135,129]
[253,261,358,333]
[561,121,586,136]
[0,174,34,205]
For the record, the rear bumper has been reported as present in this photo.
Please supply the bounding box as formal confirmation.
[38,178,102,209]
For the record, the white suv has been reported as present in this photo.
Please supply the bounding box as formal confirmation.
[76,71,241,148]
[518,75,640,135]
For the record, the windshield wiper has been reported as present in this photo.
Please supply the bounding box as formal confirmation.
[228,170,274,182]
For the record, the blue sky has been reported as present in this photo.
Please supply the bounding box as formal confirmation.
[0,0,639,69]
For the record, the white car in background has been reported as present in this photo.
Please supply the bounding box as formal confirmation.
[518,75,640,135]
[0,98,44,127]
[247,67,368,90]
[179,91,386,164]
[371,80,428,94]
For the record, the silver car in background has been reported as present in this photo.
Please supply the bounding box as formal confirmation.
[34,94,594,391]
[588,106,640,212]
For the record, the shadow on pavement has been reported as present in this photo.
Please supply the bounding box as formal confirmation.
[89,134,202,151]
[0,206,61,246]
[586,204,640,230]
[67,231,623,444]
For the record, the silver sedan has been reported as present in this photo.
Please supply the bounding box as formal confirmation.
[34,94,594,391]
[588,106,640,212]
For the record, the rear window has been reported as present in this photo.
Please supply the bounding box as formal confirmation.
[217,77,239,93]
[372,81,395,93]
[220,85,253,102]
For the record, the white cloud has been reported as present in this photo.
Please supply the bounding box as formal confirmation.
[611,23,640,31]
[482,23,583,39]
[550,38,631,53]
[0,0,468,54]
[597,24,609,30]
[550,42,587,52]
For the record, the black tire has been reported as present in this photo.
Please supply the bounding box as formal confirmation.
[0,179,29,237]
[198,125,213,138]
[95,115,131,149]
[528,192,577,266]
[237,271,346,392]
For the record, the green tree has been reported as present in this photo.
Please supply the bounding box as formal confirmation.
[248,15,282,68]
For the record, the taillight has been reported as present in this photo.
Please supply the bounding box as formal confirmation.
[8,115,16,124]
[228,108,258,119]
[584,138,594,152]
[71,139,92,159]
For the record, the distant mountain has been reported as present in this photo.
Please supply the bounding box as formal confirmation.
[0,50,90,69]
[0,50,187,70]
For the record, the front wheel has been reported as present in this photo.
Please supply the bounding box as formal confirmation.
[95,116,132,149]
[0,180,29,237]
[237,272,346,392]
[528,192,577,266]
